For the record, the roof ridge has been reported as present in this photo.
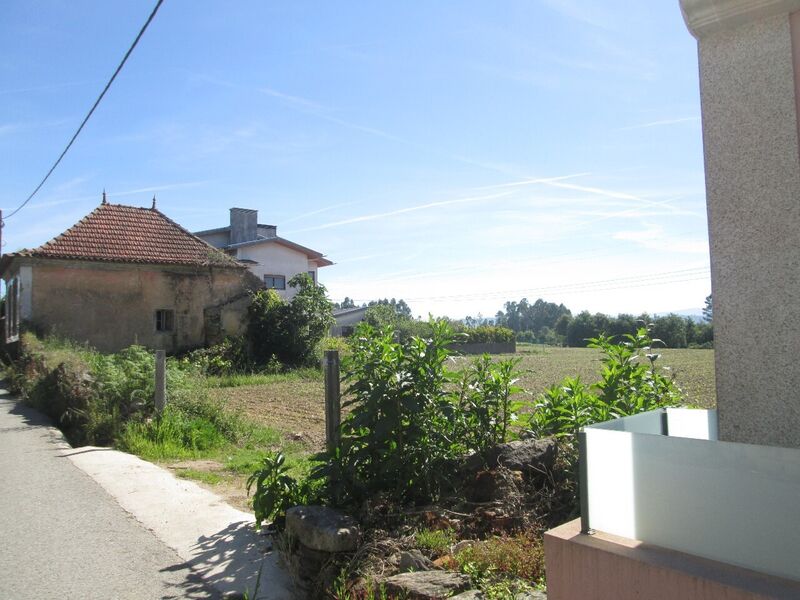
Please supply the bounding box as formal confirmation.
[25,201,243,268]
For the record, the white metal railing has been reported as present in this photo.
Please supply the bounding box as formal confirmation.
[580,408,800,582]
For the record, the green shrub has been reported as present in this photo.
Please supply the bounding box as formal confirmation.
[248,274,334,367]
[463,325,515,344]
[415,528,456,556]
[183,336,251,375]
[453,355,522,453]
[247,452,313,528]
[313,320,523,506]
[529,326,683,439]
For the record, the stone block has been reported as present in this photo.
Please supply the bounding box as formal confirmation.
[285,505,360,553]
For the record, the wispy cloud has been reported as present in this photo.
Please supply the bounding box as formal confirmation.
[281,201,361,225]
[539,0,614,30]
[287,190,513,233]
[613,224,708,254]
[0,80,96,96]
[0,118,73,137]
[618,116,700,131]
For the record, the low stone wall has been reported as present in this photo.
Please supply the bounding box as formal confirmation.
[449,341,516,355]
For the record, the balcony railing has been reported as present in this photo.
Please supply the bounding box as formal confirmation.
[579,408,800,582]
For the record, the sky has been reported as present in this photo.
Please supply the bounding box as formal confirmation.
[0,0,710,319]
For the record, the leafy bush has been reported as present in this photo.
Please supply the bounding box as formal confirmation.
[525,326,685,516]
[453,355,522,452]
[248,274,334,367]
[529,327,682,439]
[313,320,523,506]
[247,452,313,528]
[183,336,251,375]
[463,326,515,344]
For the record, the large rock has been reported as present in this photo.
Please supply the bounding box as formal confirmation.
[285,505,360,553]
[389,549,434,573]
[384,571,472,599]
[464,439,557,478]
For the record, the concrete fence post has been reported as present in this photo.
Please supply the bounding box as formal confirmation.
[323,350,341,452]
[155,350,166,414]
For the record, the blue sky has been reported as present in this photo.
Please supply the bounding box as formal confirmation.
[1,0,709,319]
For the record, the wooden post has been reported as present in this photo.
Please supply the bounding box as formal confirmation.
[324,349,341,452]
[154,349,166,414]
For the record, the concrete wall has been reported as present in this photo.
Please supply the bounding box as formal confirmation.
[235,242,316,300]
[200,231,230,249]
[14,259,255,353]
[687,6,800,448]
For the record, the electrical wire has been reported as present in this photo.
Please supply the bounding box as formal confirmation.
[2,0,165,222]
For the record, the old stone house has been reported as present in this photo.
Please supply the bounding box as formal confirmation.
[0,197,263,353]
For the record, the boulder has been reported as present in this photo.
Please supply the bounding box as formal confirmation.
[464,439,557,479]
[285,505,360,553]
[389,549,434,573]
[384,571,472,599]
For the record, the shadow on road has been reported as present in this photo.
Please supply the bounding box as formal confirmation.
[161,521,290,600]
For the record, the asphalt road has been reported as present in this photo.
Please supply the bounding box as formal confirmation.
[0,391,219,600]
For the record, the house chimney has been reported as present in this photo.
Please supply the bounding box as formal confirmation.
[230,208,257,245]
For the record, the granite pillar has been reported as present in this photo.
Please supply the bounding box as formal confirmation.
[682,0,800,448]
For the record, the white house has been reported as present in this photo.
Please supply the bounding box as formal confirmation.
[194,208,333,299]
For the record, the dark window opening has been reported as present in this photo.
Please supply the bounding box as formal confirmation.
[155,309,175,332]
[264,275,286,290]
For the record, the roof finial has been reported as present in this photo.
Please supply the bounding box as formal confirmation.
[101,190,107,205]
[151,195,157,210]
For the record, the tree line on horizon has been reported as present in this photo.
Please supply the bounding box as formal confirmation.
[490,296,713,349]
[335,295,714,349]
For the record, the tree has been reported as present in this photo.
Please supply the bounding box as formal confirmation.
[566,311,599,347]
[703,294,713,323]
[367,298,413,319]
[248,274,334,366]
[651,314,688,348]
[336,297,356,309]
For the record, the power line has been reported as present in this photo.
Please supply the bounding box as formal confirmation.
[3,0,165,221]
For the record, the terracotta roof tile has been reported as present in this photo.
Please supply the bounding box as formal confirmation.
[18,203,242,267]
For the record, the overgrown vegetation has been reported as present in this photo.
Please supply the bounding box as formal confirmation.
[5,308,693,599]
[3,333,303,480]
[248,273,334,367]
[528,327,682,439]
[313,320,522,507]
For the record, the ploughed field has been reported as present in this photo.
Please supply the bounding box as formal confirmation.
[210,346,716,451]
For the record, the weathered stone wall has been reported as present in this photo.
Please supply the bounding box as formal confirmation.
[23,258,255,353]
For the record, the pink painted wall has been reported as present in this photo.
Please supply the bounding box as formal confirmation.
[545,519,800,600]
